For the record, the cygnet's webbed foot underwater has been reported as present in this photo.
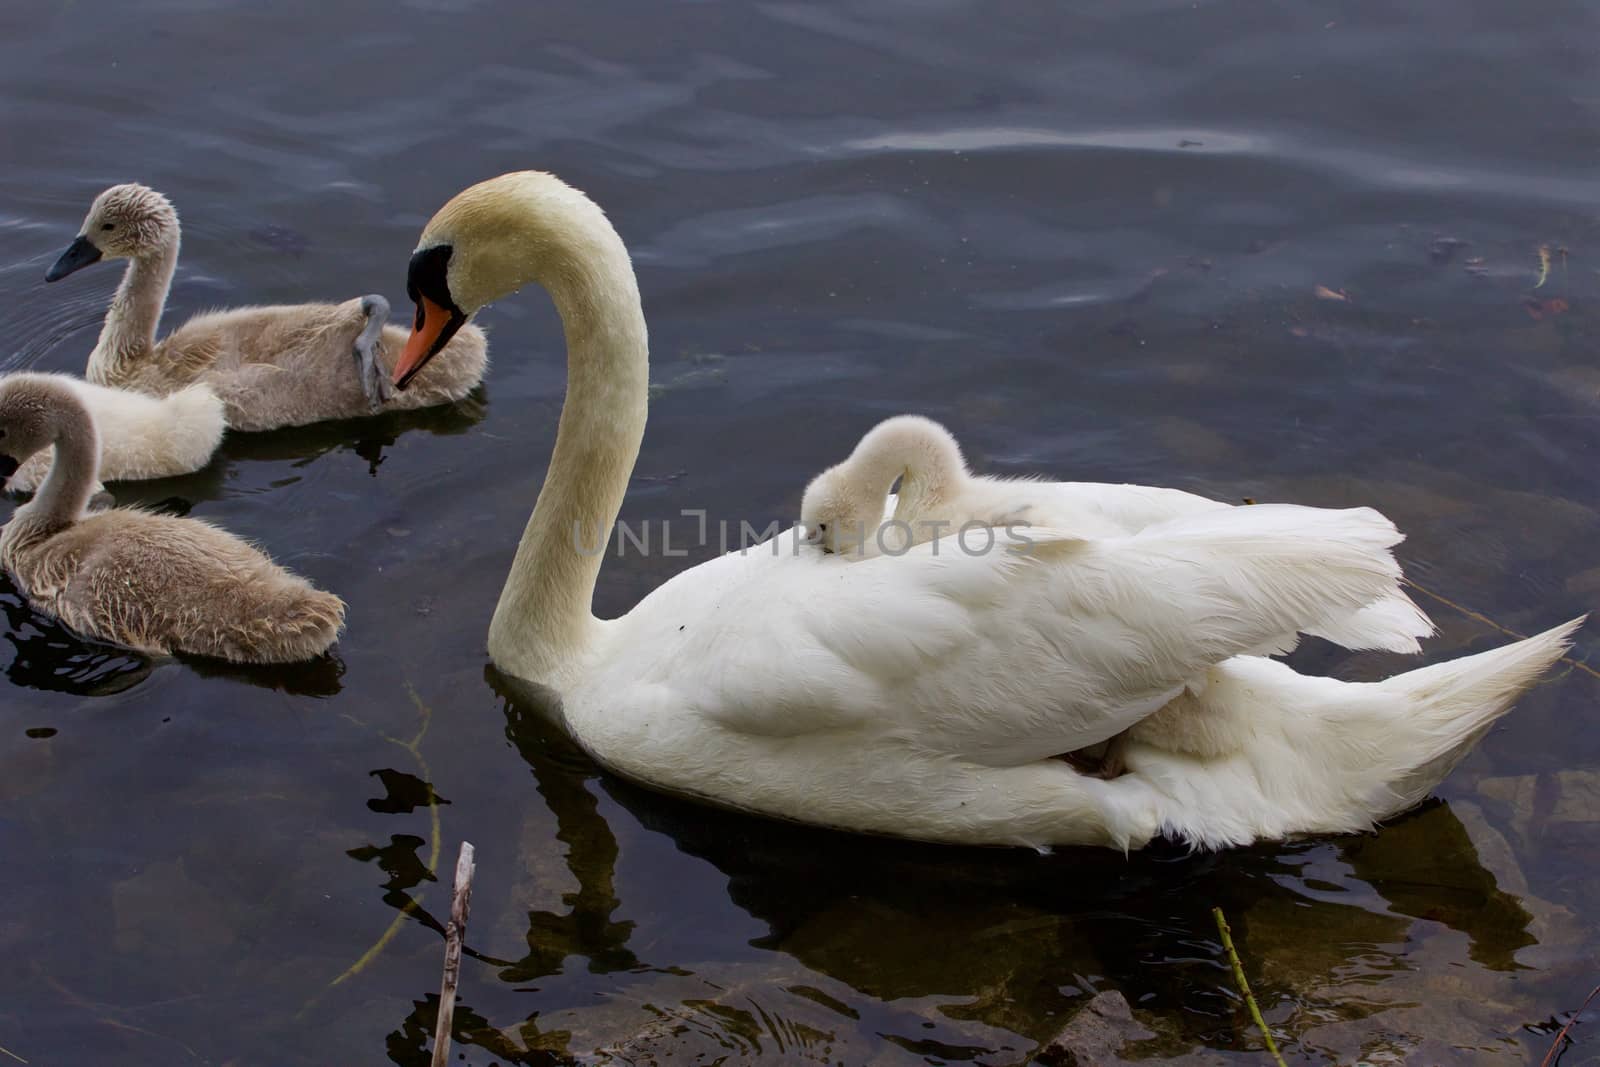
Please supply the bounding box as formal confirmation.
[353,294,395,410]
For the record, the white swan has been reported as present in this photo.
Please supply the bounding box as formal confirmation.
[390,171,1582,850]
[4,372,224,496]
[800,413,1433,654]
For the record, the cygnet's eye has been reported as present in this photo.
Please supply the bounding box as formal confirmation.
[101,223,115,232]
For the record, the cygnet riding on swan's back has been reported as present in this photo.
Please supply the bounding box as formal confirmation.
[801,414,1432,653]
[44,183,489,432]
[801,414,1438,776]
[803,414,1217,552]
[389,170,1582,851]
[0,374,344,663]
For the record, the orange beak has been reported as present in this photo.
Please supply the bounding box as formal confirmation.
[393,294,463,390]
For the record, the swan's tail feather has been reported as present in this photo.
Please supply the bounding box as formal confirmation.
[1370,614,1584,812]
[1131,617,1583,851]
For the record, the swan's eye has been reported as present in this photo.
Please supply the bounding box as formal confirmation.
[101,223,115,232]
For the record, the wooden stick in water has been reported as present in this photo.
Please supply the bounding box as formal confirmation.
[1542,983,1600,1067]
[1212,906,1288,1067]
[430,841,477,1067]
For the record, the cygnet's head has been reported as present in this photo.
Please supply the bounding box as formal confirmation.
[0,375,79,484]
[46,183,178,282]
[394,170,628,389]
[800,463,881,555]
[800,415,967,554]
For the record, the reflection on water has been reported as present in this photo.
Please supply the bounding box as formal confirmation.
[352,683,1573,1064]
[213,387,489,480]
[179,648,346,697]
[0,577,153,695]
[1,0,1597,1062]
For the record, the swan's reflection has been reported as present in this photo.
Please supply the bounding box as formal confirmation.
[379,673,631,1065]
[379,674,1555,1064]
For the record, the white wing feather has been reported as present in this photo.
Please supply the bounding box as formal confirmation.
[591,503,1410,766]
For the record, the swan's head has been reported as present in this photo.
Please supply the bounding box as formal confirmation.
[46,183,178,281]
[0,375,76,482]
[395,170,627,389]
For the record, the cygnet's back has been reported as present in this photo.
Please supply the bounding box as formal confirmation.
[16,508,345,662]
[5,372,225,494]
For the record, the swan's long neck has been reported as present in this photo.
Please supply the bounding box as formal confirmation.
[487,225,649,686]
[26,388,99,532]
[88,238,177,383]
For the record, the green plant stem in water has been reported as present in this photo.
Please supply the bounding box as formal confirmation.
[1212,906,1288,1067]
[328,685,443,989]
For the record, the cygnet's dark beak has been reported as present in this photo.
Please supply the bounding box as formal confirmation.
[804,525,837,553]
[0,455,20,487]
[45,235,102,282]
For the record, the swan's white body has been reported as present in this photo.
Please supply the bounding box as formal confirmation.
[6,373,224,494]
[396,171,1582,851]
[572,589,1575,848]
[801,414,1434,656]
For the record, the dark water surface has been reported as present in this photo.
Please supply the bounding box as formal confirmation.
[2,1,1598,1063]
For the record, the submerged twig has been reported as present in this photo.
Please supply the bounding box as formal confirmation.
[1404,580,1600,683]
[39,970,200,1061]
[430,841,477,1067]
[327,684,443,989]
[1212,907,1288,1067]
[0,1041,28,1064]
[1541,983,1600,1067]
